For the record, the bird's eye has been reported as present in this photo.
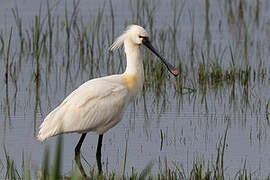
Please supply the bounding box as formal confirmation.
[139,35,146,39]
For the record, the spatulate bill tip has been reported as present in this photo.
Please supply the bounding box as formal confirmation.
[171,69,179,77]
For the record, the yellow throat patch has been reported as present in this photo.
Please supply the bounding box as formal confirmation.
[122,75,138,91]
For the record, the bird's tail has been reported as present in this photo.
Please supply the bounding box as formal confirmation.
[37,110,60,141]
[37,120,56,141]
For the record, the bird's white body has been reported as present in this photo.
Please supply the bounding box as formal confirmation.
[37,25,147,141]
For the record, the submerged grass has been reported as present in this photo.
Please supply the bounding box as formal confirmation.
[0,0,270,179]
[2,0,268,100]
[2,127,265,180]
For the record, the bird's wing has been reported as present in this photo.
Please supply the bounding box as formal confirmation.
[38,75,129,141]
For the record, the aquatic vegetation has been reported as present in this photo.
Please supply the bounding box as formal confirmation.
[2,127,266,179]
[1,0,268,100]
[0,0,270,178]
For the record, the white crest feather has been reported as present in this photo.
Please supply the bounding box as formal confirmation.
[109,33,126,51]
[109,25,135,51]
[109,25,148,51]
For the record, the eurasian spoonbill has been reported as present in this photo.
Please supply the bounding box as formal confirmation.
[37,24,178,174]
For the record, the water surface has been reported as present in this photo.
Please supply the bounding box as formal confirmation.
[1,0,270,178]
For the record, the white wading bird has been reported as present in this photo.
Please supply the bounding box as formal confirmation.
[37,25,178,174]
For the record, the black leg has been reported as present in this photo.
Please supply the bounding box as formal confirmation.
[75,133,87,178]
[96,134,103,174]
[75,133,87,155]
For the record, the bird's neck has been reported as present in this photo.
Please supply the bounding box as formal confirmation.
[124,42,143,75]
[122,40,144,94]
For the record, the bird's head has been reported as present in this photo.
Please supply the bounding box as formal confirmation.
[127,25,149,46]
[110,25,179,77]
[109,25,148,49]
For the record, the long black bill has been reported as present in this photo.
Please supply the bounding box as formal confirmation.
[142,37,179,77]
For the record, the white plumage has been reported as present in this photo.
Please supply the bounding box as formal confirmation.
[37,25,148,141]
[37,24,178,143]
[38,75,131,141]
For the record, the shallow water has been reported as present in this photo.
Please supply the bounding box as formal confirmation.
[1,0,270,178]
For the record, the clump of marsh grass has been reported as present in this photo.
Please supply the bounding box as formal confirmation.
[12,6,24,54]
[1,128,268,179]
[3,27,13,131]
[3,146,21,179]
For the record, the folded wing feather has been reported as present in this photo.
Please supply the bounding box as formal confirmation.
[37,75,129,141]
